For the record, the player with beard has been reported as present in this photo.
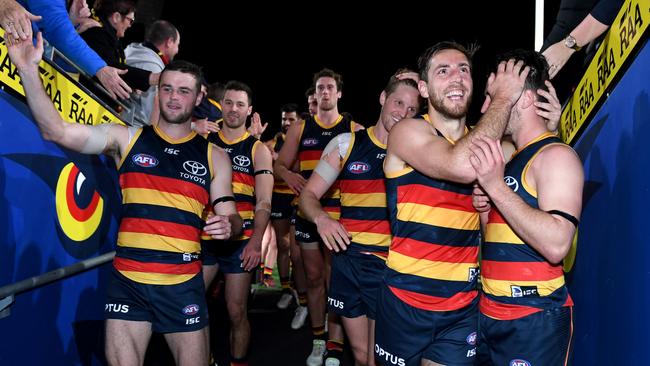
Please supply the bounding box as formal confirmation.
[202,81,273,366]
[374,41,530,366]
[275,69,363,366]
[7,34,241,365]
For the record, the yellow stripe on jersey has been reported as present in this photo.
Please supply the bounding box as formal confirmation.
[485,222,525,244]
[340,192,387,208]
[481,276,567,297]
[396,202,479,230]
[273,186,294,194]
[118,232,200,253]
[233,181,254,196]
[300,160,319,172]
[122,188,204,215]
[239,210,254,220]
[327,211,341,220]
[119,271,196,285]
[349,231,391,247]
[387,251,477,281]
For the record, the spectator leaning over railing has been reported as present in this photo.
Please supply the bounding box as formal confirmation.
[541,0,624,100]
[0,0,132,100]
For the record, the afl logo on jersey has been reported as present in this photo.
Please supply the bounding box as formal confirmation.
[302,138,318,147]
[233,155,251,167]
[504,176,519,192]
[182,304,200,315]
[509,360,531,366]
[347,161,370,174]
[132,153,158,167]
[466,332,477,346]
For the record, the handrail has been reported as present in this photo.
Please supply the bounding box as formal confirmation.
[49,45,131,116]
[44,43,138,125]
[0,251,115,300]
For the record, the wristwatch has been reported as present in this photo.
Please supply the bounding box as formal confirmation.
[564,35,582,51]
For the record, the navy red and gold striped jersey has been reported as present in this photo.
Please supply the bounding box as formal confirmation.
[384,126,480,312]
[480,132,573,320]
[298,114,354,220]
[208,131,262,241]
[115,126,213,285]
[271,133,293,195]
[338,127,390,255]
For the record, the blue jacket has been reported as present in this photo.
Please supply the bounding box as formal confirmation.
[21,0,106,76]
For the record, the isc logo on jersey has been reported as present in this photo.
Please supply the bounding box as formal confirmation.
[132,153,158,167]
[348,161,370,174]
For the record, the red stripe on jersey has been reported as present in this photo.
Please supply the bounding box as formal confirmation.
[114,257,201,275]
[481,260,564,281]
[340,218,390,234]
[120,172,209,202]
[479,294,542,320]
[236,202,255,212]
[488,209,507,224]
[119,217,200,241]
[391,236,479,263]
[398,184,475,212]
[324,206,340,214]
[233,171,255,186]
[299,150,323,162]
[390,286,477,311]
[339,179,386,194]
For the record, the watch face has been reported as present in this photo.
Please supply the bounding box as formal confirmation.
[565,36,577,49]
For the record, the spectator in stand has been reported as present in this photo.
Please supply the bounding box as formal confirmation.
[68,0,100,33]
[81,0,159,95]
[124,20,181,126]
[192,81,225,134]
[0,0,132,99]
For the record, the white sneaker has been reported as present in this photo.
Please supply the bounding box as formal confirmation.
[291,305,309,329]
[306,339,326,366]
[277,292,294,309]
[324,357,340,366]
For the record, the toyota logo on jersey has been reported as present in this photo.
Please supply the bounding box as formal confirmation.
[504,176,519,192]
[233,155,251,167]
[183,161,207,176]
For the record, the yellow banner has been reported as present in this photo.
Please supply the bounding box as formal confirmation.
[560,0,650,144]
[0,28,123,126]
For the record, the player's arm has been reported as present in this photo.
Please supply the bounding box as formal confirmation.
[205,146,242,240]
[274,119,307,194]
[388,59,530,184]
[470,137,583,264]
[240,141,274,271]
[299,133,350,252]
[9,32,128,161]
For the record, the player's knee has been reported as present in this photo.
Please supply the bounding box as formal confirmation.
[226,301,248,324]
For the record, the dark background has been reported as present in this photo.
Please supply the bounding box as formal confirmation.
[123,1,561,138]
